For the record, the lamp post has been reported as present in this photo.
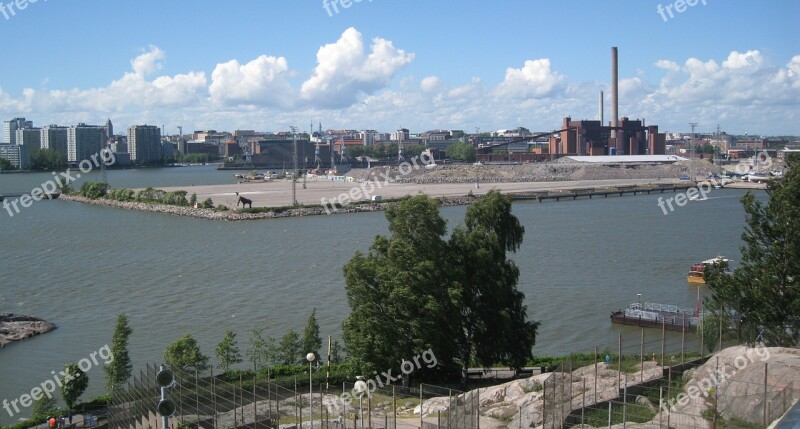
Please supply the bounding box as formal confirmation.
[306,352,316,428]
[637,293,642,306]
[354,376,368,429]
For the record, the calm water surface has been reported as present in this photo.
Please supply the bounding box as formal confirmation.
[0,167,764,424]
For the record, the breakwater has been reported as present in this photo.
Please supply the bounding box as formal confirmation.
[59,194,478,220]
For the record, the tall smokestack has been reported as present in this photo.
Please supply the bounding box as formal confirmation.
[599,91,604,124]
[611,47,619,152]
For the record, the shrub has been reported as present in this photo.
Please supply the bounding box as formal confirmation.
[136,187,166,203]
[107,188,135,202]
[161,190,189,206]
[79,182,108,199]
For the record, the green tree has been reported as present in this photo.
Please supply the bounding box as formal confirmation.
[104,314,133,391]
[215,330,242,373]
[698,311,736,354]
[30,148,67,170]
[342,195,460,379]
[449,191,539,380]
[60,363,89,412]
[79,182,109,199]
[0,157,16,171]
[246,327,278,371]
[277,329,301,364]
[706,154,800,346]
[190,193,198,207]
[329,339,344,364]
[446,141,476,162]
[31,395,58,420]
[164,332,210,372]
[302,309,322,360]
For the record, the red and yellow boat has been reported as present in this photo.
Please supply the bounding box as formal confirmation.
[688,256,730,284]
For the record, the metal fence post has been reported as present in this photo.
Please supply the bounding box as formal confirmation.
[763,363,768,427]
[640,329,644,382]
[623,373,627,429]
[594,346,598,404]
[581,378,586,426]
[618,333,622,391]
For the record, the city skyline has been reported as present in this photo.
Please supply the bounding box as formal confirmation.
[0,1,798,135]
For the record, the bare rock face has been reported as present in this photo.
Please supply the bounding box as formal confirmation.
[0,313,56,347]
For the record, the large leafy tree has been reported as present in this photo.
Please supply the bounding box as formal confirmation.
[60,363,89,412]
[706,154,800,346]
[342,192,539,382]
[342,195,460,379]
[164,332,210,372]
[445,141,476,162]
[302,309,323,360]
[449,191,539,380]
[104,314,133,391]
[215,330,242,373]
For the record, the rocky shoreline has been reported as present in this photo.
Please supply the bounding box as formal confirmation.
[60,194,478,221]
[0,313,56,347]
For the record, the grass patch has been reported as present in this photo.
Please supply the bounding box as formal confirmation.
[582,403,655,427]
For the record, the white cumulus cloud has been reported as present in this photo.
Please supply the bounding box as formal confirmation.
[300,27,414,108]
[209,55,293,107]
[495,59,564,99]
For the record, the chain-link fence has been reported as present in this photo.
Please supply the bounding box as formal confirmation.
[107,365,480,429]
[539,326,800,429]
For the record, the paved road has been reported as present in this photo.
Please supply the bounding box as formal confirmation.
[156,178,681,209]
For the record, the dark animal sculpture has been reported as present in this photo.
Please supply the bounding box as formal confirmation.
[235,192,252,208]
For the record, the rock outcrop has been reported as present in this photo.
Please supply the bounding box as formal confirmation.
[0,313,56,347]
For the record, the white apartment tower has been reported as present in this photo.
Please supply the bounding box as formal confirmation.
[4,117,33,144]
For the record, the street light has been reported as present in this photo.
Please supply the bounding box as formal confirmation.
[306,352,315,428]
[354,376,368,429]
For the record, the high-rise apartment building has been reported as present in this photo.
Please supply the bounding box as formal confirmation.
[41,125,69,158]
[0,143,30,169]
[67,124,107,162]
[127,125,162,163]
[3,117,33,144]
[16,128,42,150]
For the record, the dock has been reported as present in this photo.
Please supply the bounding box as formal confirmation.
[611,302,700,333]
[511,183,695,202]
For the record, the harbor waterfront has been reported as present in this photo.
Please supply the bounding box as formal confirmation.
[0,167,765,425]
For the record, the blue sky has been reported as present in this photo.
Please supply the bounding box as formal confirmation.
[0,0,798,135]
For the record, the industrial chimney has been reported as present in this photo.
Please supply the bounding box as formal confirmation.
[611,47,619,152]
[599,91,604,125]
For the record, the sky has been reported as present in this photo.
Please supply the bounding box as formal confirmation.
[0,0,798,136]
